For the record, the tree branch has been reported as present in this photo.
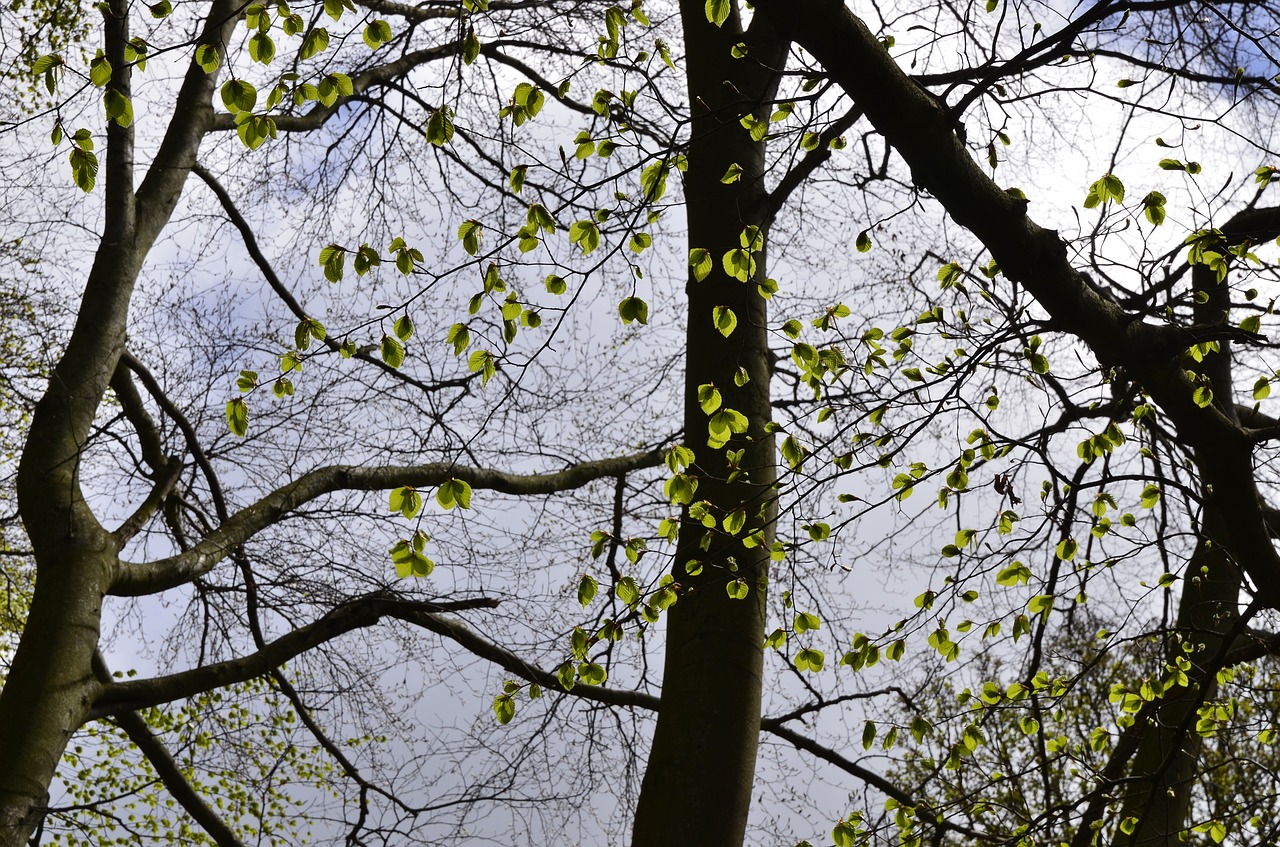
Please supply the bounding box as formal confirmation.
[111,447,666,595]
[766,105,863,220]
[91,653,247,847]
[89,597,498,717]
[758,0,1280,606]
[402,603,980,836]
[191,163,473,396]
[208,43,461,135]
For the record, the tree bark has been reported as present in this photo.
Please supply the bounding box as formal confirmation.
[0,1,236,841]
[1114,211,1280,847]
[631,5,787,845]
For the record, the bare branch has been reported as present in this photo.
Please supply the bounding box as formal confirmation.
[89,597,499,717]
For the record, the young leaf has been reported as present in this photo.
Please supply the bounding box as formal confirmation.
[381,334,405,368]
[712,305,737,337]
[618,296,649,325]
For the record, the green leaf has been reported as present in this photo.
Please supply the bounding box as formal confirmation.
[704,0,731,26]
[720,163,744,184]
[220,79,257,113]
[578,662,607,685]
[388,485,422,519]
[509,164,527,193]
[248,32,275,63]
[640,160,669,202]
[833,820,859,847]
[493,693,516,724]
[726,578,749,599]
[436,478,473,510]
[855,230,872,253]
[380,334,405,368]
[390,537,434,578]
[689,248,713,282]
[1084,173,1125,208]
[568,220,601,255]
[318,244,344,282]
[722,248,755,282]
[300,27,330,59]
[577,574,598,607]
[794,612,821,633]
[426,107,455,146]
[1142,191,1166,225]
[611,576,644,610]
[722,508,746,535]
[707,407,749,448]
[102,89,133,127]
[89,52,112,87]
[446,323,470,356]
[618,296,649,325]
[862,720,876,749]
[394,315,414,342]
[1140,484,1161,508]
[362,19,393,49]
[468,349,497,384]
[712,305,737,337]
[462,28,481,63]
[457,220,483,255]
[69,145,98,192]
[697,383,722,414]
[795,647,824,672]
[225,398,249,436]
[195,43,221,73]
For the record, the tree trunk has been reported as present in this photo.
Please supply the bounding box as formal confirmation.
[631,6,786,845]
[0,0,234,840]
[1113,259,1246,847]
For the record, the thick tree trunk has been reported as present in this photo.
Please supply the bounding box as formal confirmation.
[1113,257,1248,847]
[631,6,786,846]
[0,548,113,845]
[1,0,136,838]
[0,0,234,841]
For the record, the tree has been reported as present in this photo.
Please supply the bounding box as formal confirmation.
[1,0,1279,845]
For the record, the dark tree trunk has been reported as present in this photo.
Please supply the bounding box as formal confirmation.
[631,5,787,845]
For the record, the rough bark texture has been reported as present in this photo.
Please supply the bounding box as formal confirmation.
[631,6,787,845]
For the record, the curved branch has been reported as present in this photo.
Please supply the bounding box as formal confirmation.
[409,606,986,839]
[111,447,667,595]
[758,0,1280,606]
[89,596,498,717]
[208,43,461,135]
[191,163,473,396]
